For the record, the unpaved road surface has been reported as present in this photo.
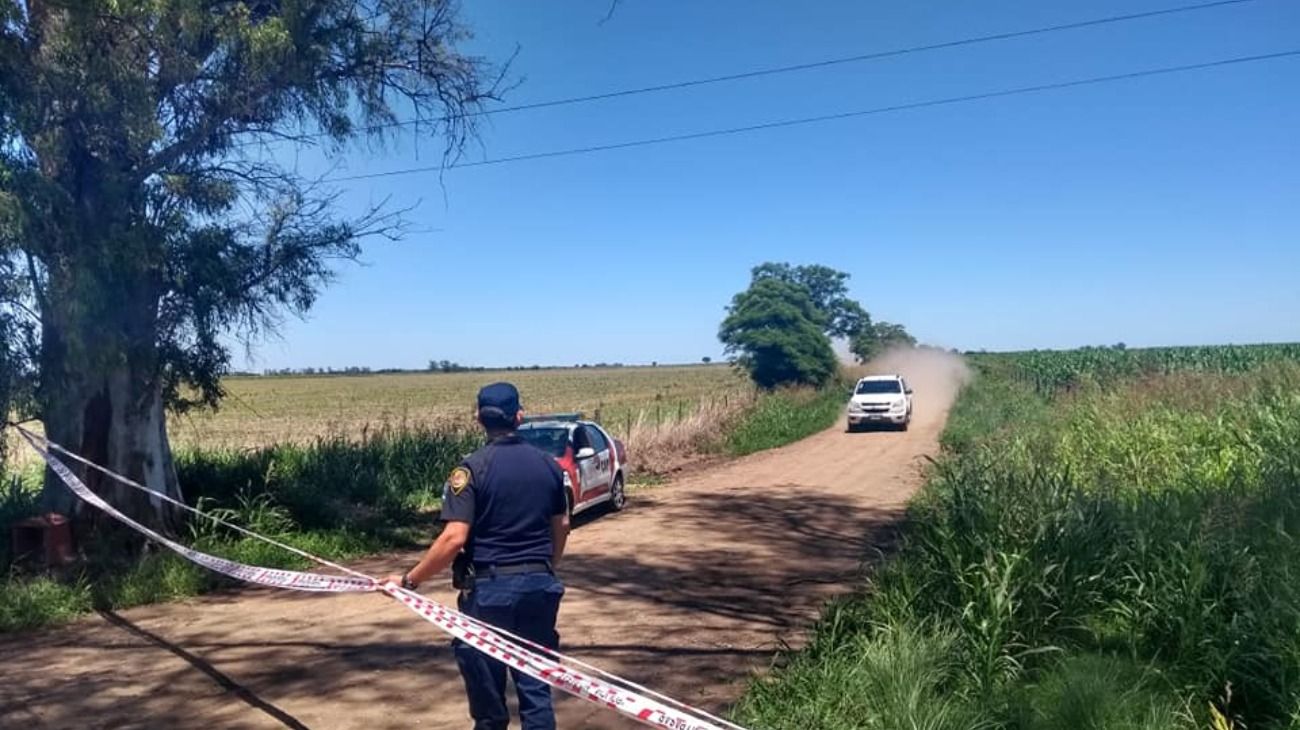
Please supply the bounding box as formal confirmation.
[0,362,960,729]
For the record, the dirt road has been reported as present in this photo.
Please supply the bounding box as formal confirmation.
[0,357,962,730]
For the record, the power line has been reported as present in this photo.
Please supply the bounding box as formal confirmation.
[327,49,1300,182]
[268,0,1263,145]
[469,0,1264,116]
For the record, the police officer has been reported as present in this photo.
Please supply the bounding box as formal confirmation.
[380,382,570,730]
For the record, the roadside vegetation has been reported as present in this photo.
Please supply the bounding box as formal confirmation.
[726,387,847,456]
[1,427,472,632]
[737,344,1300,730]
[0,369,845,633]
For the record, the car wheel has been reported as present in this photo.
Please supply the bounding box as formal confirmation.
[609,474,626,512]
[899,420,910,432]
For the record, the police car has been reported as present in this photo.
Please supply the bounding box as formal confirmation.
[517,413,627,517]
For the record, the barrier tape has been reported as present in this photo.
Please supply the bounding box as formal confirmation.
[18,428,747,730]
[28,430,745,730]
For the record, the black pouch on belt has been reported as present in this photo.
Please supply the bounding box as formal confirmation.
[452,552,475,591]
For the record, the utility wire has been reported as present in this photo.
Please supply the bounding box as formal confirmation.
[259,0,1264,145]
[327,49,1300,182]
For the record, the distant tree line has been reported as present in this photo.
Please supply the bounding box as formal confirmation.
[242,360,716,377]
[428,360,481,373]
[261,366,382,376]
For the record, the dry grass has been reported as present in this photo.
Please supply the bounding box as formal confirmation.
[172,364,750,449]
[7,365,753,471]
[621,392,755,474]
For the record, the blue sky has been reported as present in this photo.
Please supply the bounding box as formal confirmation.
[243,0,1299,370]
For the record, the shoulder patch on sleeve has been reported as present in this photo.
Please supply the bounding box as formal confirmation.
[448,466,472,495]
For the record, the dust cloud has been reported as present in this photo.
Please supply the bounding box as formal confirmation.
[856,346,973,412]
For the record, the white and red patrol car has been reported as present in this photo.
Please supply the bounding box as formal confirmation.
[517,413,627,517]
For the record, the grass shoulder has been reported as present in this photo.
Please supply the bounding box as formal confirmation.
[724,387,845,456]
[735,358,1300,729]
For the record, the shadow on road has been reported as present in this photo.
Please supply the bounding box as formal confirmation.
[97,610,311,730]
[0,487,908,729]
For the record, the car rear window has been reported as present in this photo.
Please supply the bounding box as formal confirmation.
[518,427,569,457]
[856,380,902,394]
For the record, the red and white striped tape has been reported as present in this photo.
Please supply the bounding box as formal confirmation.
[19,429,746,730]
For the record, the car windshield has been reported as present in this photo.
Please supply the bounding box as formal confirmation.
[518,427,569,457]
[856,380,902,395]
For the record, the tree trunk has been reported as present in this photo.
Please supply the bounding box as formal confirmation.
[22,97,187,546]
[41,365,183,529]
[39,269,183,539]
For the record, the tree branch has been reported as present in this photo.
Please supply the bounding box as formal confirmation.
[22,249,46,315]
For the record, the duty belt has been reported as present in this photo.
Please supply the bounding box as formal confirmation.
[474,562,551,576]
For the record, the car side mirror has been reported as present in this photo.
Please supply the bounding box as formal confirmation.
[905,388,913,394]
[575,447,596,460]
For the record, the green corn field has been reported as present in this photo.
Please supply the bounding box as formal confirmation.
[972,343,1300,394]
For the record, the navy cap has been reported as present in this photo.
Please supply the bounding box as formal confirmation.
[477,382,521,422]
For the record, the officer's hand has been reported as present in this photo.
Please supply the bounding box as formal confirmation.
[377,574,406,593]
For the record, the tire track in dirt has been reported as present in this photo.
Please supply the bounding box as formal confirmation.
[0,353,965,729]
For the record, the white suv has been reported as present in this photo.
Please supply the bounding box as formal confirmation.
[847,374,913,432]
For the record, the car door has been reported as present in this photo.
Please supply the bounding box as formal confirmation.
[572,426,598,500]
[580,425,614,499]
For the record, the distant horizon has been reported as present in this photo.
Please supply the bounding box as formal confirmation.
[236,338,1300,375]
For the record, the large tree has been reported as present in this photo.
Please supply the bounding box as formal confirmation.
[719,278,837,389]
[0,0,495,528]
[750,262,869,340]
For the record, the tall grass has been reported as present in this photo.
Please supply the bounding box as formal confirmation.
[726,387,845,456]
[735,625,996,730]
[0,577,92,632]
[0,473,40,568]
[737,358,1300,729]
[938,367,1048,453]
[611,382,843,472]
[92,495,385,612]
[1,378,845,633]
[1007,654,1195,730]
[622,394,752,474]
[0,426,470,633]
[0,488,387,632]
[177,424,483,535]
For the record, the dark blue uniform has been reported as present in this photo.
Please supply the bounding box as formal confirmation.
[442,434,568,730]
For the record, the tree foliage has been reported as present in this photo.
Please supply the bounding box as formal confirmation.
[0,0,497,522]
[719,278,838,389]
[751,262,869,339]
[722,261,920,386]
[850,321,917,363]
[0,254,35,472]
[1,0,495,408]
